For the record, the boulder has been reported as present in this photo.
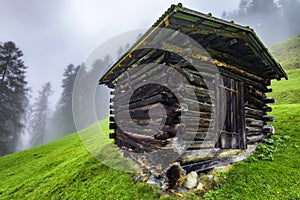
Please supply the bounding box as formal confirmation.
[184,171,198,189]
[196,182,204,190]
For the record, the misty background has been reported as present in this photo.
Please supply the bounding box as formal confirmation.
[0,0,300,156]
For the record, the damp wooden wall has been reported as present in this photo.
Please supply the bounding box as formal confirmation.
[106,48,275,172]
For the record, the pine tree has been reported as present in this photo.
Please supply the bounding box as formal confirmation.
[29,82,52,147]
[278,0,300,37]
[89,56,111,120]
[117,46,124,57]
[0,41,28,156]
[51,64,79,138]
[223,0,282,45]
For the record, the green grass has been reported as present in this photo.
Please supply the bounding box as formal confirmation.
[203,103,300,200]
[1,38,300,199]
[270,33,300,70]
[1,70,299,199]
[0,120,172,200]
[270,69,300,104]
[201,66,300,199]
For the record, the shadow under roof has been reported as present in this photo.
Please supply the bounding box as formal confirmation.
[100,3,287,85]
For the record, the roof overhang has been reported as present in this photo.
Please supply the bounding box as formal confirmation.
[99,3,287,85]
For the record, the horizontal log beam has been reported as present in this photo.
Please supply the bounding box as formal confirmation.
[247,132,263,136]
[187,141,216,150]
[181,157,233,173]
[263,106,272,113]
[161,42,265,84]
[113,102,180,116]
[245,114,263,120]
[245,107,264,116]
[179,148,221,164]
[262,125,275,133]
[246,118,265,127]
[246,126,262,132]
[191,132,216,141]
[263,97,275,104]
[115,129,169,152]
[246,94,266,108]
[114,83,164,102]
[247,85,266,99]
[262,115,274,122]
[263,88,273,93]
[247,135,264,144]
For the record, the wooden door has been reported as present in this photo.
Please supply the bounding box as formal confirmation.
[216,76,246,149]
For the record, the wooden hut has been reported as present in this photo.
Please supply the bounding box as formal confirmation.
[99,4,287,174]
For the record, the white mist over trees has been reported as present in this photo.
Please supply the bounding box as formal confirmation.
[27,82,53,147]
[50,64,80,140]
[222,0,300,45]
[1,1,300,156]
[0,41,29,156]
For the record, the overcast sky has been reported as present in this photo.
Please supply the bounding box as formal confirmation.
[0,0,240,107]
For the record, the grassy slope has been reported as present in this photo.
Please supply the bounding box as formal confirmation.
[270,69,300,105]
[0,120,170,200]
[203,67,300,199]
[203,103,300,200]
[270,33,300,70]
[1,70,299,200]
[1,39,300,199]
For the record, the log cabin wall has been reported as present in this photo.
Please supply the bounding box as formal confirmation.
[109,52,217,153]
[106,49,280,171]
[245,83,275,144]
[107,53,275,170]
[216,76,246,149]
[218,73,275,147]
[99,4,287,172]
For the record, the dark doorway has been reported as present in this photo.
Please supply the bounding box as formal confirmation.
[216,76,246,149]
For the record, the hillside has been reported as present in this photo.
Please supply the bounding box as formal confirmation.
[0,120,166,199]
[270,33,300,70]
[1,105,299,199]
[270,69,300,105]
[1,39,300,199]
[0,68,299,199]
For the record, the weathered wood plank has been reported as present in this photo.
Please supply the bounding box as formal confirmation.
[245,107,264,116]
[187,141,216,150]
[115,129,169,151]
[263,97,275,104]
[247,131,263,136]
[245,114,263,120]
[161,41,265,83]
[263,88,273,93]
[247,135,264,144]
[238,81,247,149]
[247,85,266,99]
[262,115,274,122]
[179,148,221,164]
[246,94,266,108]
[246,118,265,127]
[181,157,233,173]
[262,125,274,133]
[113,102,179,116]
[263,106,272,113]
[246,126,262,132]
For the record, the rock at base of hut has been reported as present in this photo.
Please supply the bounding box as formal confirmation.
[147,174,163,188]
[184,171,198,189]
[165,162,185,190]
[196,182,204,190]
[208,175,214,180]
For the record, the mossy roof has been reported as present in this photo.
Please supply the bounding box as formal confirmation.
[99,3,287,85]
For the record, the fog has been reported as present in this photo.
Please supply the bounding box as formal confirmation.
[1,0,299,155]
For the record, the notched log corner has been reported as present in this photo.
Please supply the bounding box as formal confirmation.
[146,162,186,190]
[164,162,185,190]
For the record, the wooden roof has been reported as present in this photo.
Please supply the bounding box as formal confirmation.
[99,3,287,85]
